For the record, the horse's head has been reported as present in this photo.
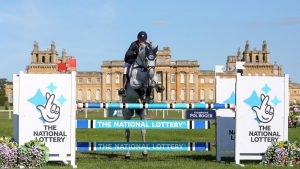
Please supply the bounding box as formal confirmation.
[136,44,158,71]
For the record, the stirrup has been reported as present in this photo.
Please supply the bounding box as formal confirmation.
[118,88,126,97]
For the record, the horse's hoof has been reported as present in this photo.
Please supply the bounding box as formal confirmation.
[125,156,130,160]
[142,152,148,158]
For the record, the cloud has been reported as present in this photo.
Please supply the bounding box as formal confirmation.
[280,17,300,26]
[241,16,300,28]
[153,20,171,27]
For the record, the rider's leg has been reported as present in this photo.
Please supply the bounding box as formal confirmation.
[119,63,131,95]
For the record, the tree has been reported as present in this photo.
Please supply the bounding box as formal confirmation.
[0,78,8,96]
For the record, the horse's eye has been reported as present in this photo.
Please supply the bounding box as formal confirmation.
[147,55,156,61]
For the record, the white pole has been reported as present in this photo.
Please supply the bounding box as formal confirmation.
[8,107,11,120]
[156,109,158,118]
[167,110,169,116]
[85,108,88,118]
[104,109,108,118]
[181,110,184,119]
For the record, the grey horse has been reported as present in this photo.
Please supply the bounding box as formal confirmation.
[122,43,164,159]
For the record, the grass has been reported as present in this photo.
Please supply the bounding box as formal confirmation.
[1,110,300,169]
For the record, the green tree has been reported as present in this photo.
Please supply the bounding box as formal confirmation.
[0,78,8,96]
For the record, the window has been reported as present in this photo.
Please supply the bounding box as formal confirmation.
[200,78,205,84]
[190,90,194,100]
[42,56,45,63]
[180,89,185,101]
[200,89,205,100]
[171,90,176,101]
[209,79,214,83]
[96,78,101,84]
[115,90,120,101]
[96,89,100,101]
[157,93,161,101]
[157,72,162,83]
[189,73,194,83]
[87,89,91,101]
[171,74,176,83]
[256,55,259,62]
[78,78,83,84]
[78,89,82,100]
[250,56,252,62]
[87,78,92,84]
[180,73,185,83]
[106,89,111,101]
[106,73,111,84]
[115,74,120,84]
[263,55,266,62]
[209,89,214,100]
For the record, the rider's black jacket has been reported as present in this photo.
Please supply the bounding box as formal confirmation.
[124,41,151,64]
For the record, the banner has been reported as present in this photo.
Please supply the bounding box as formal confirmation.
[235,74,289,164]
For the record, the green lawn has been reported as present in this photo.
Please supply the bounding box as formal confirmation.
[1,110,300,169]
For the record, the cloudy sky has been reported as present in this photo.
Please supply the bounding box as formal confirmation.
[0,0,299,82]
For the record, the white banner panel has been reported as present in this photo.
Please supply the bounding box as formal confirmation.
[13,72,76,167]
[216,77,236,161]
[235,74,289,164]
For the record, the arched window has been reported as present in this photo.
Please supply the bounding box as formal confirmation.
[106,89,111,101]
[87,89,91,101]
[263,55,266,62]
[42,56,45,63]
[96,89,100,101]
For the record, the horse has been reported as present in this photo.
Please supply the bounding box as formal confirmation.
[121,43,164,159]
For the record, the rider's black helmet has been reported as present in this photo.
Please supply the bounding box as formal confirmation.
[137,31,147,42]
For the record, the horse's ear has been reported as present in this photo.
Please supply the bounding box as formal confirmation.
[154,46,158,53]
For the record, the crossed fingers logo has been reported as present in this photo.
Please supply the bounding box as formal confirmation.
[36,92,60,123]
[252,94,274,123]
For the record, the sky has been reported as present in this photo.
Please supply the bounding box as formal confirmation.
[0,0,300,82]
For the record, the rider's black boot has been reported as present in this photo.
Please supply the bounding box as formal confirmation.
[118,74,128,96]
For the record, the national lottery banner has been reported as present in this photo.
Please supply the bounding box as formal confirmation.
[13,72,76,161]
[215,77,236,161]
[235,74,289,162]
[76,120,210,129]
[77,142,211,152]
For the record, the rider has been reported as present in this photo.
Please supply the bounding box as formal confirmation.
[118,31,152,96]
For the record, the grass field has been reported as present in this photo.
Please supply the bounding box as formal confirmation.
[1,110,300,169]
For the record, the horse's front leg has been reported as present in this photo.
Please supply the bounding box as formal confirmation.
[123,108,132,159]
[137,108,148,157]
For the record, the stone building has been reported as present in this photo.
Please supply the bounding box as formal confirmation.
[4,84,13,103]
[226,40,282,76]
[22,41,300,104]
[26,41,76,74]
[290,83,300,104]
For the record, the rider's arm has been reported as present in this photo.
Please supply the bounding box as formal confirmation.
[124,42,138,64]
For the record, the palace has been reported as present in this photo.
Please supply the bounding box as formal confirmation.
[5,41,300,104]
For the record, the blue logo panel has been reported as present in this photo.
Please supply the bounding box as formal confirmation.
[186,109,216,119]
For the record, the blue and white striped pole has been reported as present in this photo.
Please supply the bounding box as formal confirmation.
[77,142,211,152]
[77,103,235,109]
[76,120,210,129]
